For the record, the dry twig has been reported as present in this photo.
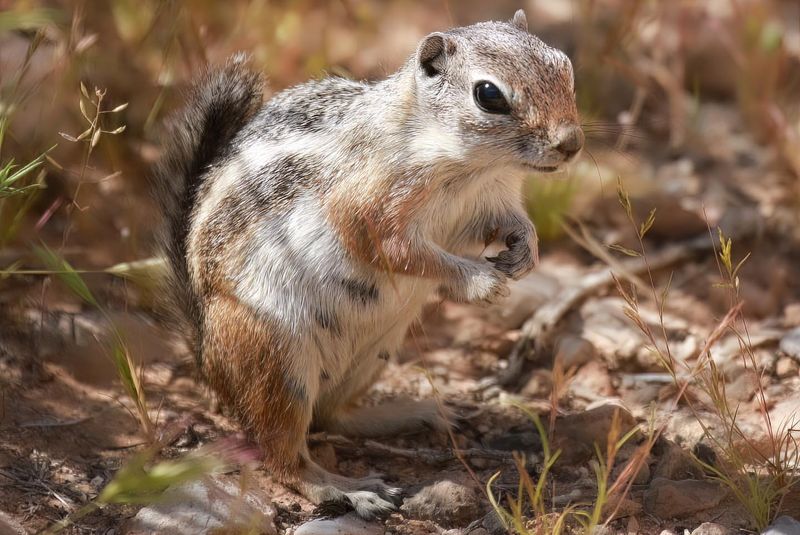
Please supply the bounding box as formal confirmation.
[487,232,736,389]
[307,433,517,465]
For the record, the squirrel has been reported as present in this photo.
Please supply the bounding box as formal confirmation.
[152,9,582,519]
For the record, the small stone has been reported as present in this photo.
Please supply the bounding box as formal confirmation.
[480,511,508,535]
[691,522,731,535]
[626,516,640,535]
[486,272,561,329]
[611,444,650,485]
[632,459,651,485]
[761,515,800,535]
[726,370,759,402]
[570,360,614,398]
[776,357,799,379]
[658,531,679,535]
[554,402,637,454]
[602,494,642,519]
[653,441,703,480]
[554,335,596,370]
[401,478,485,528]
[294,513,383,535]
[520,369,553,398]
[780,328,800,360]
[129,476,277,535]
[0,511,27,535]
[643,478,726,519]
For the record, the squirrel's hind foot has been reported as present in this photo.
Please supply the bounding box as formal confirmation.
[295,458,402,520]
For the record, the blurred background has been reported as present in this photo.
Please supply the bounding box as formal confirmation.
[1,1,799,533]
[1,0,798,271]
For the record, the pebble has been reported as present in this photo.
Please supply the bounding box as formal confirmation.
[554,402,637,455]
[129,476,277,535]
[293,513,383,535]
[554,335,596,369]
[602,494,642,519]
[691,522,731,535]
[653,441,703,481]
[761,516,800,535]
[775,357,799,379]
[643,478,727,519]
[401,477,485,528]
[779,328,800,360]
[485,273,561,329]
[0,511,27,535]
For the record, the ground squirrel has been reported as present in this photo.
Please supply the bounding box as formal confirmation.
[152,9,582,519]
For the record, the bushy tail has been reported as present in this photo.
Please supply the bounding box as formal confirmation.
[151,54,264,361]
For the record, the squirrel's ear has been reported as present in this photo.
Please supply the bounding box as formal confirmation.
[418,33,454,77]
[511,9,529,32]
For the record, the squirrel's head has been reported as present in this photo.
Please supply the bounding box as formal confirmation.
[411,10,582,173]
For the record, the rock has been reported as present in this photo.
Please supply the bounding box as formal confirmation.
[0,511,27,535]
[626,516,640,535]
[691,522,731,535]
[761,516,800,535]
[580,298,647,366]
[692,442,716,468]
[658,531,679,535]
[776,357,799,379]
[602,494,642,519]
[520,369,553,398]
[477,511,507,535]
[780,328,800,361]
[725,369,759,402]
[555,402,638,453]
[129,476,277,535]
[293,513,383,535]
[611,444,650,485]
[401,477,485,528]
[465,512,506,535]
[643,478,726,519]
[653,441,703,480]
[570,360,615,400]
[635,193,706,241]
[485,272,561,329]
[554,335,596,370]
[633,460,651,485]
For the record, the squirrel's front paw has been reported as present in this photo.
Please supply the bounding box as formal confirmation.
[487,225,538,280]
[444,266,509,306]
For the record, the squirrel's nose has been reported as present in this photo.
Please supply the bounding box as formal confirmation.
[553,124,584,160]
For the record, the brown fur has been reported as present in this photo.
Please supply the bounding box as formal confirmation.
[202,295,308,478]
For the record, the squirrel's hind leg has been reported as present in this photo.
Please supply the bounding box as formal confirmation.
[202,296,399,519]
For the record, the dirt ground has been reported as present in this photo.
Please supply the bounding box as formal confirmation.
[1,1,800,534]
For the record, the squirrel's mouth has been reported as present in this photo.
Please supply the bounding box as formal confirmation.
[531,165,559,173]
[520,162,561,173]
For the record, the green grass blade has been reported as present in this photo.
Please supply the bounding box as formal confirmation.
[32,244,99,307]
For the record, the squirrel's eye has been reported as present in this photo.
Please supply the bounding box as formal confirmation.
[474,81,511,114]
